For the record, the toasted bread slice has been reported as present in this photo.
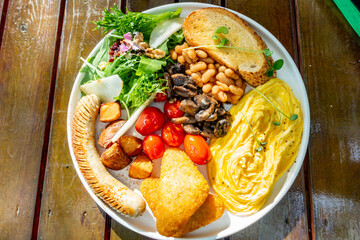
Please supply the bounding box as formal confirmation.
[140,177,225,237]
[183,7,274,86]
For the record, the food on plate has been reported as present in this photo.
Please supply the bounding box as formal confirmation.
[135,107,166,136]
[129,153,154,179]
[141,177,225,237]
[79,75,123,103]
[184,134,212,165]
[161,121,185,147]
[183,7,274,86]
[154,91,168,102]
[165,63,232,138]
[149,17,184,48]
[100,102,121,122]
[140,148,209,237]
[98,120,126,148]
[163,100,184,118]
[208,79,303,214]
[117,135,142,157]
[72,94,146,217]
[142,135,165,160]
[171,42,246,104]
[100,143,131,170]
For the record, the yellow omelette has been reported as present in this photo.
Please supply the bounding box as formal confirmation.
[207,78,303,215]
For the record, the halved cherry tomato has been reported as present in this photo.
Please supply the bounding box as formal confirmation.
[135,107,165,136]
[142,135,165,160]
[164,101,184,119]
[154,92,168,102]
[161,122,185,147]
[184,134,211,165]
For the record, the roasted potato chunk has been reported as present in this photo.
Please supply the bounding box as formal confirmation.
[98,120,126,148]
[100,143,131,170]
[129,153,153,179]
[100,102,121,122]
[117,135,142,157]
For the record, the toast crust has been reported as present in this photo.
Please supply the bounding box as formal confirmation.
[72,94,146,217]
[183,7,275,86]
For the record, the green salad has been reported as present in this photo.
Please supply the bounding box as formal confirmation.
[79,5,184,117]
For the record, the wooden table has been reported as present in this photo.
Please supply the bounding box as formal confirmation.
[1,0,359,239]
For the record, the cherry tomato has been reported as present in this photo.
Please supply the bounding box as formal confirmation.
[135,107,165,136]
[164,101,184,119]
[184,134,211,165]
[142,135,165,160]
[154,92,168,102]
[161,122,185,147]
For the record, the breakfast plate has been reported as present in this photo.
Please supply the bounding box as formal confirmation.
[67,2,310,239]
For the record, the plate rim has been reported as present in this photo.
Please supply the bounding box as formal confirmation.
[66,2,310,239]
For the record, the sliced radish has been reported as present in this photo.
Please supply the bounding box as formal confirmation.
[149,17,185,49]
[80,75,123,103]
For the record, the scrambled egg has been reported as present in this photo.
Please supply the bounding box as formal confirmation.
[207,78,303,215]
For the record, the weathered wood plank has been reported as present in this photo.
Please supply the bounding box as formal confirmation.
[297,0,360,239]
[126,0,173,12]
[0,0,60,239]
[36,0,120,239]
[226,0,309,239]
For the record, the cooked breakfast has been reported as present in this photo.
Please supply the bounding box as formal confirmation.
[71,5,303,237]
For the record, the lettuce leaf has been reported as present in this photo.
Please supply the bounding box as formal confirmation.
[94,5,181,41]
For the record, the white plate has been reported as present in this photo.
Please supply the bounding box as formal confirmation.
[67,3,310,239]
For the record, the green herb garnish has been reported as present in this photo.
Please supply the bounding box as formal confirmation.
[240,111,267,152]
[248,85,298,126]
[186,26,284,77]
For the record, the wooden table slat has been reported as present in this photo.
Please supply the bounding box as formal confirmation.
[297,0,360,239]
[0,0,60,238]
[36,0,120,239]
[225,0,310,239]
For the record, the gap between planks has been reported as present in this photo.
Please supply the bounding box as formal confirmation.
[291,0,314,239]
[30,0,67,239]
[0,0,10,50]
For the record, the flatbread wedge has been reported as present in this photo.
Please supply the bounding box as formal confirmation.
[183,7,274,86]
[141,177,225,237]
[72,94,146,217]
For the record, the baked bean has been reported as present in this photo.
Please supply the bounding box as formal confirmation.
[187,48,197,59]
[216,81,230,91]
[229,85,244,96]
[180,42,189,50]
[235,79,243,88]
[208,63,216,70]
[182,51,192,64]
[196,50,207,59]
[241,80,247,90]
[201,57,215,64]
[209,77,217,83]
[170,50,177,60]
[177,55,185,64]
[218,91,227,102]
[231,73,240,80]
[202,69,216,83]
[224,69,235,78]
[215,63,221,69]
[185,69,192,75]
[175,45,182,55]
[217,72,235,86]
[191,73,203,87]
[218,66,226,72]
[190,61,207,73]
[202,83,213,93]
[212,85,221,95]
